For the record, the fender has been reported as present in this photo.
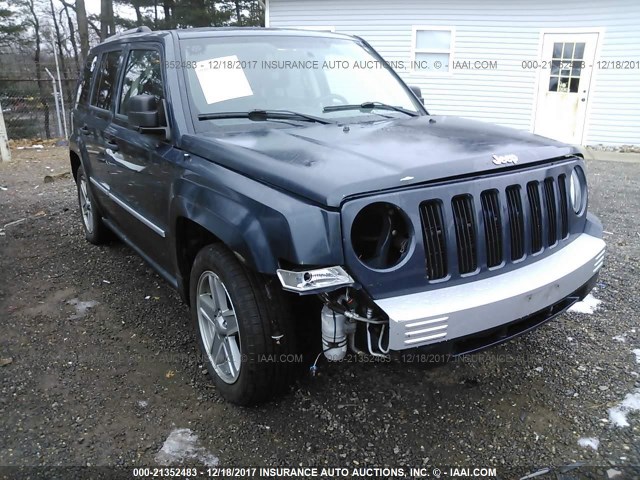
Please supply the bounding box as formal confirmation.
[169,165,345,275]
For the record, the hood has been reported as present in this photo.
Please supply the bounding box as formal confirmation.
[181,115,579,207]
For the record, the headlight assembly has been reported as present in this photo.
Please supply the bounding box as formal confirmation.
[569,167,586,213]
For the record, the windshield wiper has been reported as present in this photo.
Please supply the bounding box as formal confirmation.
[198,109,334,124]
[323,101,419,117]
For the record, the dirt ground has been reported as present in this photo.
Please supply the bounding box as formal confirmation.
[1,146,639,478]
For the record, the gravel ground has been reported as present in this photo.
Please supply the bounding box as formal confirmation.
[1,146,639,478]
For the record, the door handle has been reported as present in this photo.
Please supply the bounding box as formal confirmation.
[79,125,89,134]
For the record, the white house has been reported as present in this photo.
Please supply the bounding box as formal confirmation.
[265,0,640,146]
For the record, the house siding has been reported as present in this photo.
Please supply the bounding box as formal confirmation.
[267,0,640,145]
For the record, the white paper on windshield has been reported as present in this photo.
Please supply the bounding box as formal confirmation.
[194,55,253,104]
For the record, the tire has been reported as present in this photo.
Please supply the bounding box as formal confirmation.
[76,166,109,244]
[190,243,297,405]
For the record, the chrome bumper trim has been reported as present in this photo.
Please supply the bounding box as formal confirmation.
[376,234,605,350]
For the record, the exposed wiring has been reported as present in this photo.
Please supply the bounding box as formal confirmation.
[319,293,387,324]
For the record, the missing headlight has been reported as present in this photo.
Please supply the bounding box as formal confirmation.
[351,202,412,270]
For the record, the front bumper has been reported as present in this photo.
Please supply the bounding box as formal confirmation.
[376,233,605,351]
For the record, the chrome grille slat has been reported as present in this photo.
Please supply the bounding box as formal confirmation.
[558,174,569,239]
[543,177,558,246]
[506,185,525,260]
[527,181,543,253]
[419,200,447,280]
[452,195,477,274]
[481,189,502,267]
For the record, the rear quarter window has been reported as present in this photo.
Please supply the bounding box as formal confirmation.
[76,54,97,107]
[91,50,122,111]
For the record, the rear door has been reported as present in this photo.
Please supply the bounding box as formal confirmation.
[85,48,124,219]
[72,53,97,172]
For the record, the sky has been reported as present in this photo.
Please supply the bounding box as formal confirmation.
[84,0,135,19]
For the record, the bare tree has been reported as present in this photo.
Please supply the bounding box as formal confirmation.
[100,0,115,40]
[49,0,73,103]
[22,0,51,138]
[61,1,80,73]
[75,0,89,59]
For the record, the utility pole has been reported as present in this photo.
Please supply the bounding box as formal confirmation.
[52,37,68,139]
[45,68,64,139]
[0,99,11,162]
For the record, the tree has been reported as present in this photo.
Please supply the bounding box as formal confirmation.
[21,0,51,139]
[75,0,89,59]
[0,1,26,48]
[49,0,73,103]
[61,1,81,73]
[59,0,89,61]
[100,0,115,39]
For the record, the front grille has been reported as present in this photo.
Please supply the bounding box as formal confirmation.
[420,174,572,279]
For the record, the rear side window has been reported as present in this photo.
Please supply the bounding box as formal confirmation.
[76,54,97,106]
[91,51,122,110]
[119,49,164,115]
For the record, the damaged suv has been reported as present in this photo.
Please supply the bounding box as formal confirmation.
[70,27,605,404]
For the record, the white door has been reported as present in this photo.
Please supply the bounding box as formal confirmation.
[533,33,599,144]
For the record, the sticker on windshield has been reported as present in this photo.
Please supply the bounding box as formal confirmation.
[194,55,253,105]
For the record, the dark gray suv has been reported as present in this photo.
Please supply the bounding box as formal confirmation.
[70,26,605,404]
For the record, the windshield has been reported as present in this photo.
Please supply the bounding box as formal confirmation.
[179,34,423,129]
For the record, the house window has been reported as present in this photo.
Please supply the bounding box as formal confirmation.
[412,27,454,73]
[548,42,585,93]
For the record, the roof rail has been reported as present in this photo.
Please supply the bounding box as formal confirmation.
[104,26,152,43]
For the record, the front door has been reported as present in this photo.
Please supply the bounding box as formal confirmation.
[108,46,177,272]
[533,33,599,144]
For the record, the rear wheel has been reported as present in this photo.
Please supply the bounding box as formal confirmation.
[190,244,297,405]
[76,166,109,244]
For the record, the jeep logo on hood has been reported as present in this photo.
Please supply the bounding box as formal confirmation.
[492,154,519,165]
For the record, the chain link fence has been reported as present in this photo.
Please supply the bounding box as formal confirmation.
[0,77,77,141]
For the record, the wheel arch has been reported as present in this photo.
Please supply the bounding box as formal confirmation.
[171,196,281,305]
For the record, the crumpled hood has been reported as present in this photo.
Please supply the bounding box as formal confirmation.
[182,115,579,207]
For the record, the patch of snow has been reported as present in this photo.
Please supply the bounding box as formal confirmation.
[612,335,626,343]
[633,349,640,363]
[568,294,602,314]
[608,389,640,427]
[607,469,622,479]
[155,428,219,467]
[137,400,149,408]
[534,366,543,372]
[67,298,98,319]
[577,437,599,450]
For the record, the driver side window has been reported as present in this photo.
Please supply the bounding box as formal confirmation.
[119,49,164,116]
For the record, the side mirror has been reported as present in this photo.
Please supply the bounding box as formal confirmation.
[409,85,424,105]
[127,94,160,128]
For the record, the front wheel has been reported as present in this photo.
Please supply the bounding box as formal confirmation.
[190,244,297,405]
